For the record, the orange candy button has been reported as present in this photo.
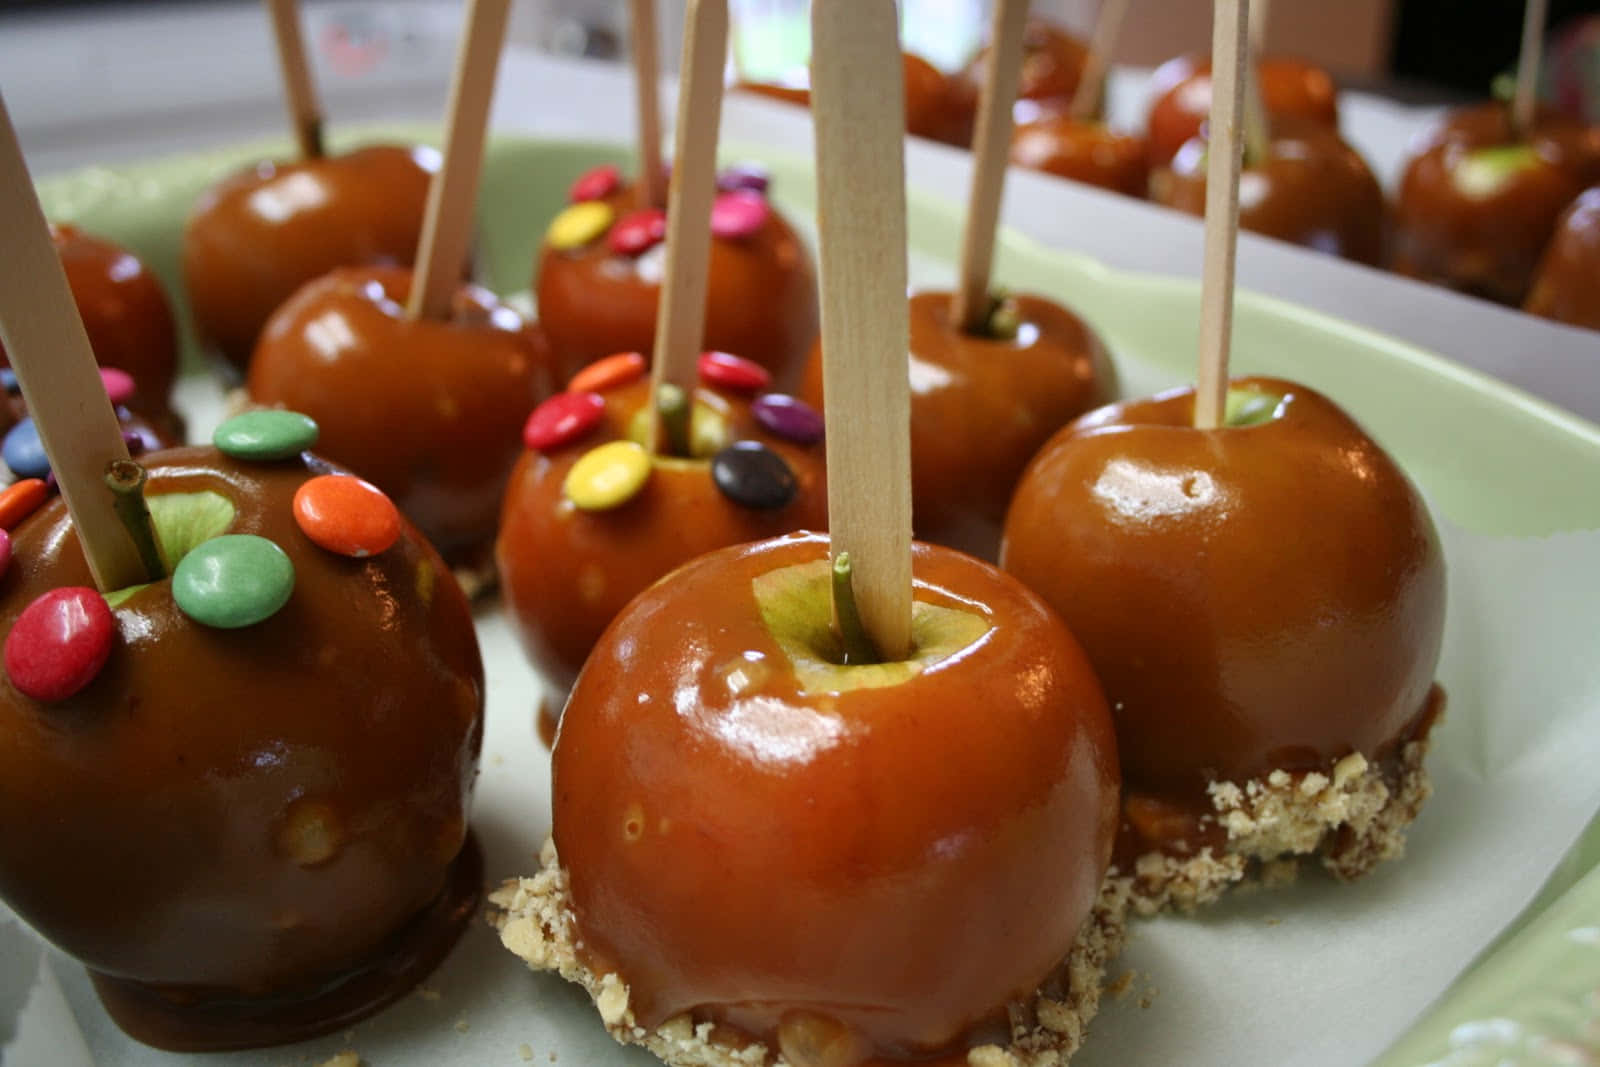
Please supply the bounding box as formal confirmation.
[0,479,49,531]
[567,351,647,394]
[292,475,402,558]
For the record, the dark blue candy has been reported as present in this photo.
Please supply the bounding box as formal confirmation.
[3,418,50,480]
[711,441,797,510]
[751,393,824,445]
[0,369,17,395]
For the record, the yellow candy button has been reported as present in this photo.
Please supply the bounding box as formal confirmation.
[546,201,615,251]
[565,440,652,511]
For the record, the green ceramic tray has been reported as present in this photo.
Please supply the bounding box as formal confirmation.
[31,129,1600,1066]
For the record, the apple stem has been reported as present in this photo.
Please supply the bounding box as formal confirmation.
[1512,0,1549,137]
[1069,0,1131,122]
[831,553,881,665]
[265,0,325,159]
[656,383,692,456]
[104,460,166,583]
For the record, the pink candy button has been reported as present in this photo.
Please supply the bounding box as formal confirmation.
[609,208,668,256]
[524,391,607,451]
[710,190,770,239]
[5,587,114,702]
[570,163,622,203]
[698,351,772,393]
[99,368,135,406]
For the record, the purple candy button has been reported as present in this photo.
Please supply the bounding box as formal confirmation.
[100,368,136,406]
[710,190,770,239]
[716,163,770,194]
[752,393,823,445]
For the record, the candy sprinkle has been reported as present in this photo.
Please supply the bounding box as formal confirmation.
[172,534,295,629]
[3,419,50,480]
[698,351,771,393]
[752,393,824,445]
[524,391,606,451]
[0,480,49,530]
[710,190,770,239]
[608,208,668,257]
[568,352,647,395]
[293,475,402,558]
[214,410,320,461]
[4,587,114,702]
[570,163,622,203]
[99,367,136,406]
[712,441,797,510]
[547,201,615,251]
[564,441,652,511]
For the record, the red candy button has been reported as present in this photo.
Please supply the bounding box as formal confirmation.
[568,352,647,394]
[524,391,606,451]
[0,479,49,530]
[710,190,770,239]
[5,587,114,702]
[608,208,668,256]
[698,351,772,392]
[570,163,621,203]
[293,475,402,558]
[0,529,11,580]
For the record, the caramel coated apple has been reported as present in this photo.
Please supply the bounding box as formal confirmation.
[183,144,439,376]
[1525,185,1600,329]
[248,265,549,569]
[1010,116,1149,197]
[535,167,818,389]
[551,532,1120,1060]
[1154,117,1386,264]
[738,54,975,147]
[800,291,1116,560]
[961,18,1092,114]
[1002,379,1445,900]
[0,444,483,1050]
[1392,102,1600,305]
[1147,54,1339,168]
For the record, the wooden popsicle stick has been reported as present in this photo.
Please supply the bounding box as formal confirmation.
[1240,0,1271,166]
[1512,0,1550,136]
[0,92,145,592]
[631,0,667,209]
[1193,0,1248,430]
[1068,0,1130,122]
[951,0,1030,334]
[1249,0,1271,52]
[812,0,912,662]
[649,0,727,449]
[407,0,511,321]
[264,0,324,159]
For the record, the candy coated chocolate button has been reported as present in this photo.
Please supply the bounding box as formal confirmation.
[99,367,136,406]
[172,535,295,629]
[293,475,402,558]
[608,208,668,256]
[712,441,797,510]
[716,163,771,194]
[710,190,770,239]
[570,163,622,203]
[547,201,615,251]
[213,410,320,461]
[698,351,772,392]
[123,428,160,456]
[752,393,824,444]
[0,529,10,579]
[0,480,48,530]
[524,391,606,451]
[3,419,49,480]
[568,352,647,394]
[4,587,114,702]
[565,441,652,511]
[0,369,16,394]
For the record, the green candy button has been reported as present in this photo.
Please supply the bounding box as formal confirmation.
[172,535,295,628]
[213,410,320,461]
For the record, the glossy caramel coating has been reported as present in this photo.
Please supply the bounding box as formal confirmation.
[1001,379,1446,807]
[800,291,1116,560]
[1154,117,1386,264]
[497,377,827,693]
[1394,103,1600,306]
[1147,55,1339,168]
[535,181,818,389]
[1525,186,1600,329]
[0,446,483,1042]
[1010,117,1150,197]
[183,144,438,376]
[248,265,550,566]
[962,19,1092,112]
[554,533,1120,1059]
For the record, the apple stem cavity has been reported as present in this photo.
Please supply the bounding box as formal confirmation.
[831,553,882,665]
[657,382,692,457]
[1223,387,1280,427]
[104,460,166,583]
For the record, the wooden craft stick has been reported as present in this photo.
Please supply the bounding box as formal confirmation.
[407,0,511,321]
[265,0,324,158]
[1069,0,1130,121]
[1193,0,1248,430]
[650,0,727,448]
[0,93,145,592]
[952,0,1030,333]
[812,0,912,661]
[632,0,667,208]
[1241,0,1271,165]
[1513,0,1550,135]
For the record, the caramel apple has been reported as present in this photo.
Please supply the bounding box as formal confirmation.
[961,18,1094,117]
[0,366,181,487]
[492,532,1125,1065]
[1002,378,1445,913]
[1146,54,1339,169]
[535,164,819,389]
[1153,116,1386,264]
[182,143,439,377]
[799,291,1117,561]
[1010,116,1149,197]
[496,351,827,694]
[247,264,549,573]
[1524,185,1600,329]
[1392,102,1600,305]
[0,437,484,1051]
[736,53,977,147]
